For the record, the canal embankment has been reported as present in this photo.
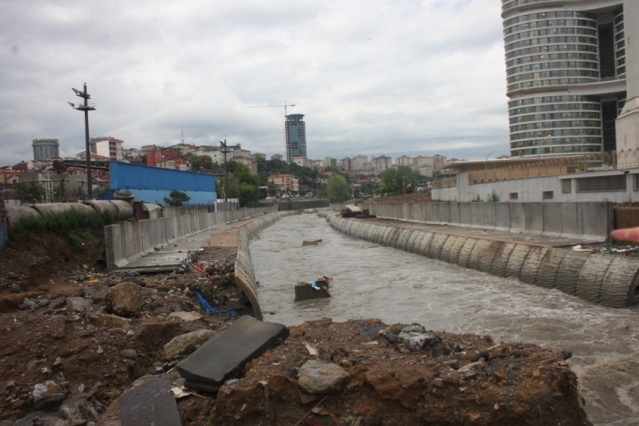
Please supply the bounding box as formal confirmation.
[325,211,639,308]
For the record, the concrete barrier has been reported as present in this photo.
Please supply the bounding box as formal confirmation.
[105,206,278,272]
[357,201,613,241]
[327,215,639,308]
[234,211,296,320]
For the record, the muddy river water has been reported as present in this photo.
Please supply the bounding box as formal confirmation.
[250,213,639,426]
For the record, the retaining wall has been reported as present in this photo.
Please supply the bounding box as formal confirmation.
[104,205,277,271]
[337,201,614,241]
[234,211,299,320]
[328,215,639,308]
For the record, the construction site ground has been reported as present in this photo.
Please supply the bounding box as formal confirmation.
[0,217,592,425]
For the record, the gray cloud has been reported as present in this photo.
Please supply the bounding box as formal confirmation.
[0,0,509,166]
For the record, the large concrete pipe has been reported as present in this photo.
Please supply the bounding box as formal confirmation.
[32,202,95,216]
[326,215,639,308]
[440,235,460,264]
[490,242,517,277]
[457,238,478,269]
[555,251,591,296]
[599,256,639,307]
[520,246,551,286]
[83,200,118,219]
[535,249,567,289]
[430,233,451,260]
[447,236,467,265]
[477,240,503,274]
[467,239,492,271]
[575,254,614,304]
[406,230,421,254]
[414,231,434,257]
[4,205,39,230]
[504,245,533,280]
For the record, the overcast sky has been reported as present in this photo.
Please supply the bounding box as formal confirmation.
[1,0,510,167]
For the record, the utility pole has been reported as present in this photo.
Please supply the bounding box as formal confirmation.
[68,83,96,199]
[220,139,231,202]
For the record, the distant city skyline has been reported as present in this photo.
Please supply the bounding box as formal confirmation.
[0,1,509,167]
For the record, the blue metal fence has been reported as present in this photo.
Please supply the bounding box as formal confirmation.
[108,162,217,205]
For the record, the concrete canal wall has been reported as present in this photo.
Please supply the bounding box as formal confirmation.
[327,215,639,308]
[347,201,614,241]
[234,211,298,320]
[105,205,277,271]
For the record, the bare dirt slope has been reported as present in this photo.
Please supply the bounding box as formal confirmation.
[0,227,591,425]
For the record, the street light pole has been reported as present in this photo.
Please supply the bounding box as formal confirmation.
[220,139,230,203]
[69,83,96,199]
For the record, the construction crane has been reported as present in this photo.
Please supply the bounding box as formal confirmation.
[248,102,296,116]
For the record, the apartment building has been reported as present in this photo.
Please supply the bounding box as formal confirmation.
[502,0,639,159]
[90,137,123,161]
[32,139,60,161]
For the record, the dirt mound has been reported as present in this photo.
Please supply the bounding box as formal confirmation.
[210,318,589,426]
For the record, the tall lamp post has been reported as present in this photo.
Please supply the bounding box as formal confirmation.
[68,83,96,199]
[219,139,231,204]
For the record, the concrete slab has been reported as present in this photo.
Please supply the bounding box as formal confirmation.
[119,375,181,426]
[177,315,289,393]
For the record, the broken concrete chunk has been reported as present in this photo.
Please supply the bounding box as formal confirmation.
[167,311,202,322]
[106,282,143,318]
[164,329,215,360]
[65,297,91,312]
[297,360,350,394]
[32,380,66,411]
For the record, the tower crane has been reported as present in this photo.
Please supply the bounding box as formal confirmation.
[248,102,296,116]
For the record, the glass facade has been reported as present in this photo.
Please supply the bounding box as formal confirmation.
[502,0,626,157]
[285,114,307,163]
[32,139,60,161]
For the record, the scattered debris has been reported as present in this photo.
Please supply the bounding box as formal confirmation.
[294,276,332,302]
[571,242,639,255]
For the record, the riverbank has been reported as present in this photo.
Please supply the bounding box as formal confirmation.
[0,212,592,425]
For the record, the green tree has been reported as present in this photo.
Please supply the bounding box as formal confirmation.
[188,154,214,172]
[326,174,350,202]
[16,182,45,204]
[239,182,259,206]
[380,166,419,195]
[164,190,191,206]
[257,158,289,185]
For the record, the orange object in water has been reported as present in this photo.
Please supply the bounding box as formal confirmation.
[610,227,639,242]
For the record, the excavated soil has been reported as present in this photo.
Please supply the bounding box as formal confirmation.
[0,227,592,425]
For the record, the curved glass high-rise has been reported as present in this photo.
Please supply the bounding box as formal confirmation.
[502,0,630,157]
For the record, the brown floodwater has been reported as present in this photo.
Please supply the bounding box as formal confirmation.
[251,212,639,426]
